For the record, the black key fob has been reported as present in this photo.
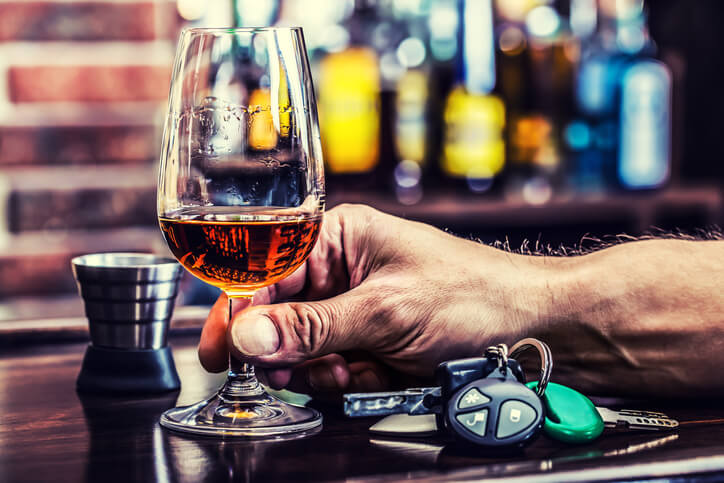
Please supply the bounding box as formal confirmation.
[443,367,544,448]
[435,357,527,400]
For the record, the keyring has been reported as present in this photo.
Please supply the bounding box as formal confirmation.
[509,338,553,398]
[484,343,509,372]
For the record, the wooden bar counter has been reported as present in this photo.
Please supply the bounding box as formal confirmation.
[3,334,724,482]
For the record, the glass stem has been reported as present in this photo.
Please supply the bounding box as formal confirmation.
[223,293,264,397]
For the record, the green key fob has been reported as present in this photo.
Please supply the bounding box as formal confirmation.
[526,381,605,444]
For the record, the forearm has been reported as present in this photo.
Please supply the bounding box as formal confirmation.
[530,239,724,398]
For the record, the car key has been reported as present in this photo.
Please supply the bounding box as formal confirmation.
[343,353,526,418]
[369,383,679,441]
[526,381,605,444]
[526,381,678,444]
[343,386,442,417]
[346,341,551,448]
[596,407,679,431]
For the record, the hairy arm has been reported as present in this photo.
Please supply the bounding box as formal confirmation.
[203,204,724,399]
[531,239,724,398]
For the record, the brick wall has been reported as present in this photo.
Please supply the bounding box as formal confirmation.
[0,0,182,298]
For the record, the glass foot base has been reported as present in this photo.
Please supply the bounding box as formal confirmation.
[160,388,322,438]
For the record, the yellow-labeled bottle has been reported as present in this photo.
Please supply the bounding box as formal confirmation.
[318,47,381,175]
[441,86,506,180]
[395,69,428,165]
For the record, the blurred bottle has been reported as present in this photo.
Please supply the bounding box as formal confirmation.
[616,5,671,190]
[498,1,572,204]
[440,0,506,195]
[317,0,382,193]
[378,1,436,204]
[618,60,671,190]
[569,0,625,193]
[397,0,458,201]
[395,72,428,165]
[570,0,671,192]
[319,48,380,174]
[232,0,279,27]
[393,69,429,204]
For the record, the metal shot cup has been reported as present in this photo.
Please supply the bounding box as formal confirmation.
[72,253,184,394]
[72,253,183,350]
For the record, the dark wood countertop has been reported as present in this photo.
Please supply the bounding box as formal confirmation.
[3,336,724,482]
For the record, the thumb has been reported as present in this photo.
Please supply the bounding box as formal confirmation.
[227,291,367,367]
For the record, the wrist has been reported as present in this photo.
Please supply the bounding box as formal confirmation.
[514,254,570,335]
[516,248,636,394]
[468,246,572,347]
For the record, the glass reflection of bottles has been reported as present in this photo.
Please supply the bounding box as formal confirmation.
[248,89,278,151]
[318,0,382,193]
[440,0,506,195]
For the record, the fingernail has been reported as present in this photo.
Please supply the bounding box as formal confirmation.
[233,315,279,356]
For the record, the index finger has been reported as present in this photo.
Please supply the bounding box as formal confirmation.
[198,292,230,372]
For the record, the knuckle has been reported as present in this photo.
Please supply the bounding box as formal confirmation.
[332,203,380,220]
[362,281,427,352]
[264,284,279,303]
[286,302,332,357]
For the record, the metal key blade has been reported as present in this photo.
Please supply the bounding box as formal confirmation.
[344,387,441,417]
[596,407,679,430]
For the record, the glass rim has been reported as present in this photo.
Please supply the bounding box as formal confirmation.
[184,26,303,34]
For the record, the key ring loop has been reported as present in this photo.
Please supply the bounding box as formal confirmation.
[484,343,509,374]
[497,343,508,368]
[509,338,553,398]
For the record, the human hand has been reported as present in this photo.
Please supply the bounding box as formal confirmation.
[199,204,553,398]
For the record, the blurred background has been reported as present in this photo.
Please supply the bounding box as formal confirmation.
[0,0,722,325]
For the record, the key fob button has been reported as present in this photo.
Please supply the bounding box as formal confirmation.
[457,388,491,409]
[456,409,488,437]
[496,400,538,439]
[445,367,544,447]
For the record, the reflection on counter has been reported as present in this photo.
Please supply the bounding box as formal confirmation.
[369,431,679,479]
[78,392,177,483]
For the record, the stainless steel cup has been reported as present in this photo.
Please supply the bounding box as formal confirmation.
[72,253,184,394]
[72,253,183,350]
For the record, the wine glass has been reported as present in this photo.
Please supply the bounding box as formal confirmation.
[157,27,325,437]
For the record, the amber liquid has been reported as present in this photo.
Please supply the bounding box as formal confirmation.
[160,207,321,293]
